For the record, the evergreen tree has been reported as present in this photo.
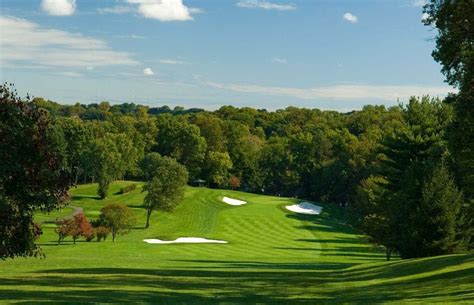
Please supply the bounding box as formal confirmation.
[424,0,474,199]
[419,164,464,256]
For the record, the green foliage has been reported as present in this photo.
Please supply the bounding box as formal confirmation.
[8,82,472,261]
[377,97,466,258]
[99,204,135,242]
[204,151,233,187]
[154,118,206,178]
[0,84,72,259]
[94,226,110,242]
[419,164,464,255]
[98,178,111,199]
[424,0,474,199]
[142,154,188,228]
[119,184,137,194]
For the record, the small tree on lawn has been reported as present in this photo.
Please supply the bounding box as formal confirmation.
[70,213,93,244]
[142,154,188,228]
[55,218,72,245]
[54,213,93,245]
[229,176,241,190]
[95,226,110,242]
[99,204,135,242]
[91,218,111,242]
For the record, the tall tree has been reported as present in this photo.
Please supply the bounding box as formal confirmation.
[424,0,474,198]
[141,154,188,228]
[204,151,233,188]
[87,134,128,199]
[419,164,465,255]
[0,84,71,259]
[381,96,457,258]
[154,117,206,178]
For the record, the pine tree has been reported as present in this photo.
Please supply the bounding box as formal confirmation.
[419,164,464,256]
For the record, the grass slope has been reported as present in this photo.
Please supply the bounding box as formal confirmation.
[0,181,472,304]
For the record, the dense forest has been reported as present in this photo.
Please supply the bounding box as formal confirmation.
[1,0,473,261]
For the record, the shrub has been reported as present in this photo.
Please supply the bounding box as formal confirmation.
[55,212,93,245]
[55,218,72,245]
[229,176,241,190]
[120,184,137,194]
[95,226,110,242]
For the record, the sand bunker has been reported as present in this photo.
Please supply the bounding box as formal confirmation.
[222,197,247,206]
[286,202,322,215]
[143,237,228,244]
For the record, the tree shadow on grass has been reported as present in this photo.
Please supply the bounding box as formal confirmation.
[70,195,102,201]
[1,256,471,304]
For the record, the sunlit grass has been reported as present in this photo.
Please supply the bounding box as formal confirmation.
[0,181,472,303]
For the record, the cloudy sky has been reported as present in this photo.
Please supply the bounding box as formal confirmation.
[0,0,452,111]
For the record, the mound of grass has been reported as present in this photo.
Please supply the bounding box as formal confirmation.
[0,181,472,303]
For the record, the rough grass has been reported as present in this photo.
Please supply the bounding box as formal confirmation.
[0,181,472,304]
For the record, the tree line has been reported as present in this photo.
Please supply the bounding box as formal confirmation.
[1,0,472,260]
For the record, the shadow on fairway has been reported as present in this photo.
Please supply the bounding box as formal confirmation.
[1,255,471,304]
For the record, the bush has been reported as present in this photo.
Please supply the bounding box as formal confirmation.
[84,229,95,242]
[120,184,137,194]
[55,218,72,245]
[229,176,241,189]
[95,226,110,242]
[54,212,93,245]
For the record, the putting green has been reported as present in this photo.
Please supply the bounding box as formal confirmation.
[0,181,472,304]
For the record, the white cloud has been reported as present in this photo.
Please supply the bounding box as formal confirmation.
[116,34,147,39]
[143,67,155,75]
[189,7,205,14]
[98,5,134,14]
[0,15,138,68]
[272,57,287,64]
[343,12,358,23]
[421,12,429,22]
[236,0,296,11]
[159,59,185,65]
[57,71,82,77]
[41,0,76,16]
[202,80,453,102]
[125,0,195,21]
[412,0,427,7]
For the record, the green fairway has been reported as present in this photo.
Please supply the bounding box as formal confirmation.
[1,181,473,304]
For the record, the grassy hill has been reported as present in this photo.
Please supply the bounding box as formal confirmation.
[1,181,472,304]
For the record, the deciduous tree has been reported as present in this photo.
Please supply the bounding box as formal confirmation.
[0,84,72,259]
[142,154,188,228]
[99,204,135,242]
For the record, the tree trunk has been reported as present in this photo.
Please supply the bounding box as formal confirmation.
[112,229,116,242]
[74,167,79,185]
[145,208,152,228]
[386,248,392,261]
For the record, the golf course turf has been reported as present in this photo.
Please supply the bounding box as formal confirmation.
[1,181,473,304]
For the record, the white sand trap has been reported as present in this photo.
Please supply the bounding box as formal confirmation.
[143,237,228,244]
[286,202,322,215]
[222,196,247,206]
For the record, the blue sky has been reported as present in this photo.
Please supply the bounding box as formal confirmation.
[0,0,453,111]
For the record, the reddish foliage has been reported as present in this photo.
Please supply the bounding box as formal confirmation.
[55,212,93,244]
[229,176,241,189]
